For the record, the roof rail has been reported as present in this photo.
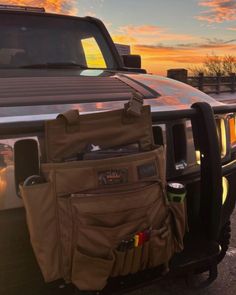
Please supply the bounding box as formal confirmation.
[0,4,45,13]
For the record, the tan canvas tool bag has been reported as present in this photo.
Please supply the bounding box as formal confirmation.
[20,94,187,291]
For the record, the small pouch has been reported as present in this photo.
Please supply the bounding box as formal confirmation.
[131,246,143,274]
[20,182,60,282]
[148,225,172,269]
[169,201,187,252]
[140,240,150,270]
[122,248,135,276]
[72,248,115,291]
[75,218,148,258]
[111,250,126,277]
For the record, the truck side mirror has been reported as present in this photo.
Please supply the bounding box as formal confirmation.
[122,55,141,69]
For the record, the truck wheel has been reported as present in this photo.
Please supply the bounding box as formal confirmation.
[194,221,231,275]
[186,221,231,289]
[217,220,231,263]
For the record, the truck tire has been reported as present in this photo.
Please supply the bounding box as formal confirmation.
[193,220,231,276]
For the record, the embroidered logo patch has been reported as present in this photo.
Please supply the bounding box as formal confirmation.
[98,169,128,185]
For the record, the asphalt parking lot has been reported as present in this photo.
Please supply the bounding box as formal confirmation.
[129,210,236,295]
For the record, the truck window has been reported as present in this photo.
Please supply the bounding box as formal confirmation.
[0,14,116,69]
[81,37,106,68]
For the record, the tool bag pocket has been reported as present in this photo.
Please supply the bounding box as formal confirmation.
[52,147,165,196]
[169,201,188,252]
[68,180,166,289]
[148,222,173,269]
[72,248,115,291]
[111,213,173,277]
[20,182,61,282]
[71,182,164,226]
[72,219,148,290]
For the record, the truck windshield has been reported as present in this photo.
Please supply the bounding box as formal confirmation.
[0,13,117,69]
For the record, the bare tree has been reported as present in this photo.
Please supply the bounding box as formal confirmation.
[204,54,223,76]
[222,55,236,75]
[190,54,236,76]
[189,65,207,76]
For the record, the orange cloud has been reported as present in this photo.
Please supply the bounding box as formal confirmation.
[129,41,236,75]
[112,35,138,45]
[116,25,196,45]
[228,26,236,30]
[119,25,163,36]
[196,0,236,23]
[112,22,236,75]
[0,0,78,15]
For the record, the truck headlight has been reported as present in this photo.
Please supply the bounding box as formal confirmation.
[229,115,236,146]
[222,177,229,205]
[216,118,227,158]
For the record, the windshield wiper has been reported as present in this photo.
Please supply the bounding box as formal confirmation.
[19,62,88,69]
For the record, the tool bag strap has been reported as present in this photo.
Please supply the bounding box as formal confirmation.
[57,92,144,127]
[124,92,144,117]
[44,92,151,162]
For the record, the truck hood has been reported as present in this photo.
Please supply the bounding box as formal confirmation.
[0,69,222,121]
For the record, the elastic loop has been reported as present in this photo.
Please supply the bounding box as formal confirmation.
[57,110,80,126]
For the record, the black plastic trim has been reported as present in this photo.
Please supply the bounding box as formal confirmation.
[191,102,222,240]
[85,16,124,70]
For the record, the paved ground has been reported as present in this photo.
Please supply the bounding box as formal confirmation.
[129,210,236,295]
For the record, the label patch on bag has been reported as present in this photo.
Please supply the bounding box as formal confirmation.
[138,162,157,179]
[98,169,128,185]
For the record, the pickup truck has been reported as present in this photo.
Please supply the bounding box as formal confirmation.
[0,4,236,295]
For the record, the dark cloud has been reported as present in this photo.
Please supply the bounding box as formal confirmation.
[135,38,236,51]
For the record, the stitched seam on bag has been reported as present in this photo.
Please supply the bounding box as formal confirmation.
[43,149,160,170]
[68,198,74,281]
[70,182,162,207]
[52,169,64,279]
[147,106,155,147]
[45,122,51,163]
[141,106,154,150]
[155,149,168,206]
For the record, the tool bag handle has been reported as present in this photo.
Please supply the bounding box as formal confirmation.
[57,92,144,126]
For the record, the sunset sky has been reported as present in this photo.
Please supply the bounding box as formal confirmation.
[2,0,236,75]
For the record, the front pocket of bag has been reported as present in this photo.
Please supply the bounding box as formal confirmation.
[72,248,115,291]
[20,182,60,282]
[78,199,162,228]
[53,147,164,195]
[71,181,163,217]
[76,217,148,258]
